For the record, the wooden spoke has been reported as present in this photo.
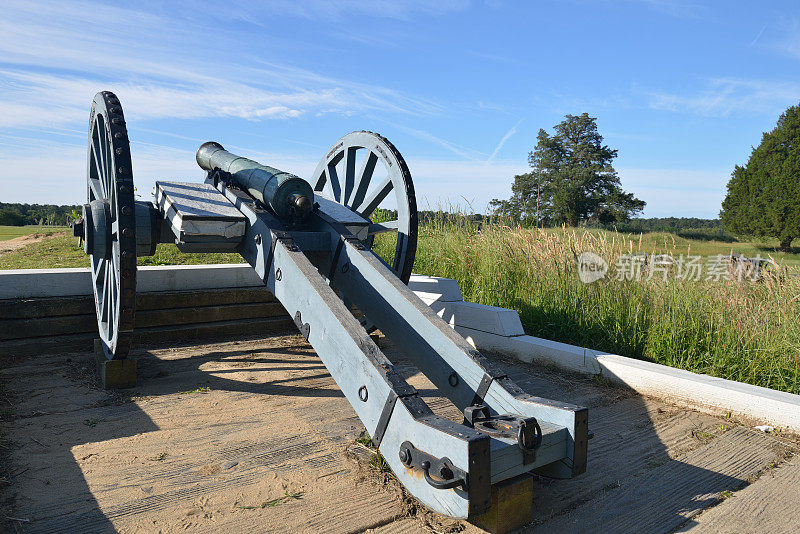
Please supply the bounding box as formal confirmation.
[358,177,393,218]
[327,165,342,202]
[342,147,358,206]
[314,170,326,191]
[313,131,417,288]
[350,151,378,211]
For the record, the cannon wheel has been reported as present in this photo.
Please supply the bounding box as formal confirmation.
[313,131,418,284]
[84,91,137,359]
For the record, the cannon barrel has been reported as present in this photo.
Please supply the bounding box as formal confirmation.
[196,142,313,221]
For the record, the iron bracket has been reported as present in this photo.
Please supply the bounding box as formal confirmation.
[398,441,468,491]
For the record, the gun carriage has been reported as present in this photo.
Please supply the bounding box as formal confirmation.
[72,91,589,519]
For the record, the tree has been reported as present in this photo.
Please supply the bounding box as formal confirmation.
[721,103,800,252]
[490,113,645,226]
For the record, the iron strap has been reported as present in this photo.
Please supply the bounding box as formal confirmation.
[471,372,506,406]
[372,390,398,447]
[327,236,346,282]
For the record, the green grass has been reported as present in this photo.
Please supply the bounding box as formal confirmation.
[0,225,68,241]
[0,229,243,269]
[178,386,211,394]
[374,218,800,395]
[3,222,799,395]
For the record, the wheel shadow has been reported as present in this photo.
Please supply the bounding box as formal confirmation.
[0,336,345,533]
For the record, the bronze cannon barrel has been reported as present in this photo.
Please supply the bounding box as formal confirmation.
[196,141,313,221]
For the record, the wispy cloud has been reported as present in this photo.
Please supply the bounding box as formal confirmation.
[647,78,800,117]
[486,119,522,163]
[384,122,487,161]
[749,23,768,47]
[0,1,441,131]
[217,0,470,23]
[629,0,707,19]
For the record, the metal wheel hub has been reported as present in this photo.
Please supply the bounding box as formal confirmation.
[81,200,112,259]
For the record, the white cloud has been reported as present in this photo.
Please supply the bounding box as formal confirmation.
[648,78,800,117]
[0,1,441,132]
[0,132,525,213]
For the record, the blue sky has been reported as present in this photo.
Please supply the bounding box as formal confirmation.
[1,0,799,217]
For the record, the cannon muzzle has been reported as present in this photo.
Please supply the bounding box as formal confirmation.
[196,141,314,221]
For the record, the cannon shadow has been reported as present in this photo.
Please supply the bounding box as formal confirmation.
[1,332,777,533]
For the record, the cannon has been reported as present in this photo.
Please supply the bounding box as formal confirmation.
[72,91,589,520]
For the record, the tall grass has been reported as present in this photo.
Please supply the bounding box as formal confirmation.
[4,224,799,394]
[376,215,800,394]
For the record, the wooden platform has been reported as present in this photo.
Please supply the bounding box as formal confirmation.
[0,287,294,357]
[0,334,796,533]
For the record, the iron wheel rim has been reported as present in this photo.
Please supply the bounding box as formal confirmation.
[86,91,137,359]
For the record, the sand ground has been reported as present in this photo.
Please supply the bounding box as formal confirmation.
[0,334,797,533]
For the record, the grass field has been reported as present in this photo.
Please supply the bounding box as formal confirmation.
[2,223,799,395]
[375,217,800,395]
[0,225,68,241]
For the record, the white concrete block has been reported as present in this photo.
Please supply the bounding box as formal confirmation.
[456,327,800,434]
[431,302,524,336]
[0,268,92,299]
[136,264,261,292]
[407,275,463,303]
[0,264,264,299]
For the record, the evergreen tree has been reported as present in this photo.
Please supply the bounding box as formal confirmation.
[721,103,800,252]
[490,113,644,226]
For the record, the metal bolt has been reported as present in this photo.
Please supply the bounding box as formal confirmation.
[114,132,125,139]
[119,185,129,193]
[254,234,262,245]
[122,228,133,238]
[121,206,132,215]
[112,117,123,125]
[399,449,409,465]
[115,148,124,155]
[275,268,282,281]
[448,372,459,387]
[117,166,126,174]
[341,262,350,273]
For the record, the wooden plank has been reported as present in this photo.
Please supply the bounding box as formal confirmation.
[0,313,98,340]
[0,295,95,319]
[0,303,289,340]
[541,426,787,533]
[1,334,402,534]
[137,317,295,345]
[0,317,296,357]
[135,302,287,328]
[136,287,278,310]
[683,456,800,532]
[0,287,279,320]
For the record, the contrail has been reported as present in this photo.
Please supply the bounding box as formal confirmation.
[487,119,522,163]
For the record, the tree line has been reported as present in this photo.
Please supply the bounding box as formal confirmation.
[490,105,800,251]
[0,203,80,226]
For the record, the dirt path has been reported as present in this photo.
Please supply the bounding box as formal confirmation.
[0,334,796,533]
[0,233,59,254]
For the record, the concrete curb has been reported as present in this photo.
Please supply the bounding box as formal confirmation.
[0,264,263,299]
[439,307,800,434]
[3,266,799,433]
